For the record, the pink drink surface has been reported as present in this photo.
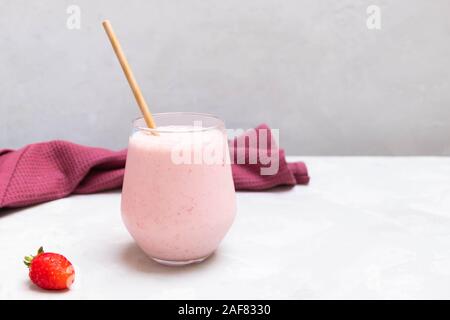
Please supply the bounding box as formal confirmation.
[121,126,236,262]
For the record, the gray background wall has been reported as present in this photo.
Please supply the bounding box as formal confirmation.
[1,0,449,155]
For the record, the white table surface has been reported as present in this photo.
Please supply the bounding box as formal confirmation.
[1,157,450,300]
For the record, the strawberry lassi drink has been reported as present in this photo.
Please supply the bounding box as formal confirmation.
[121,113,236,265]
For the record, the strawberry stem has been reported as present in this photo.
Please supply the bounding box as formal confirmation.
[23,246,45,268]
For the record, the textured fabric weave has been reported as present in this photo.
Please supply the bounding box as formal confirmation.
[0,124,309,209]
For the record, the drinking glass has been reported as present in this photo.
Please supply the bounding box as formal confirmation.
[121,112,236,266]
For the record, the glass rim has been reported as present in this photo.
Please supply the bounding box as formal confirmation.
[132,112,225,133]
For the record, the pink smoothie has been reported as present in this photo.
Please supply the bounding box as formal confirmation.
[121,125,236,264]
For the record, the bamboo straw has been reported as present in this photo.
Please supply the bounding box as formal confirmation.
[102,20,157,130]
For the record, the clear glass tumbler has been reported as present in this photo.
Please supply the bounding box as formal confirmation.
[121,112,236,266]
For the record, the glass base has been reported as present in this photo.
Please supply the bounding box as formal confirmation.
[151,254,210,266]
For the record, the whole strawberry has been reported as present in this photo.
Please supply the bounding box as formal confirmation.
[24,247,75,290]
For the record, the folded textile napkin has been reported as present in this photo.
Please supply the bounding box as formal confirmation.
[0,124,309,209]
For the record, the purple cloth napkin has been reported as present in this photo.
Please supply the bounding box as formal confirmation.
[0,124,309,209]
